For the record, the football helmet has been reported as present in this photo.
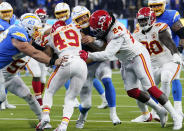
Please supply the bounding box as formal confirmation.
[54,2,70,21]
[20,13,42,40]
[89,10,112,38]
[0,2,13,21]
[51,20,66,33]
[34,8,48,23]
[148,0,166,16]
[71,6,90,28]
[136,7,156,31]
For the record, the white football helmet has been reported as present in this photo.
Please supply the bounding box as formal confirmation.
[71,6,90,28]
[20,13,42,40]
[148,0,166,16]
[0,2,13,21]
[54,2,70,21]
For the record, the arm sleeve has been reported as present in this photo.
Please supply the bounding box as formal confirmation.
[88,37,123,61]
[0,24,4,31]
[93,39,104,48]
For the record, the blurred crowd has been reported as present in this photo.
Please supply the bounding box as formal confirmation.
[1,0,184,19]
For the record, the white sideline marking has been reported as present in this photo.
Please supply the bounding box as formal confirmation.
[0,117,174,124]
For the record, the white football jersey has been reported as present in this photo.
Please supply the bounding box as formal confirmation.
[133,22,173,67]
[89,21,146,63]
[48,23,82,58]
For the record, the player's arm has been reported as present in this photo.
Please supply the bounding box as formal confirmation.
[171,19,184,47]
[12,38,64,66]
[43,27,52,35]
[81,32,106,51]
[159,29,179,55]
[88,37,122,61]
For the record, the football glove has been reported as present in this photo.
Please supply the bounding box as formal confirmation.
[79,50,88,62]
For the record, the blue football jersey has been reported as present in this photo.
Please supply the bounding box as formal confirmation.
[0,14,16,31]
[0,24,30,69]
[156,10,180,47]
[65,17,72,25]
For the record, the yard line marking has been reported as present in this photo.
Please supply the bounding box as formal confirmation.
[0,117,174,124]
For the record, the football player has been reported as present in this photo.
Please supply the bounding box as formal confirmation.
[131,7,181,123]
[26,8,51,106]
[80,10,183,130]
[71,5,121,128]
[36,20,87,131]
[148,0,184,117]
[0,2,16,109]
[0,13,66,125]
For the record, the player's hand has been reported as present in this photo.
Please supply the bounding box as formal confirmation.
[79,50,88,62]
[173,53,183,65]
[54,56,68,66]
[82,35,95,44]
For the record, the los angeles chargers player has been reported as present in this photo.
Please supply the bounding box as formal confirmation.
[148,0,184,117]
[0,2,17,109]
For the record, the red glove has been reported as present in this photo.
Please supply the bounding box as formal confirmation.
[79,50,88,62]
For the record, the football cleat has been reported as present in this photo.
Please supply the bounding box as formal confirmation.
[43,123,52,129]
[54,124,67,131]
[5,100,16,109]
[36,112,50,130]
[173,115,183,130]
[97,101,108,109]
[131,113,152,122]
[76,120,85,129]
[157,108,167,128]
[110,114,121,125]
[151,109,160,122]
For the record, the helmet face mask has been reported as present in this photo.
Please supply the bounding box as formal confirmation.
[54,3,70,21]
[20,13,42,40]
[148,0,166,16]
[71,6,90,28]
[136,7,156,31]
[0,2,13,21]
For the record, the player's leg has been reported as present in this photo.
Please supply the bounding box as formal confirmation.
[56,59,87,131]
[6,76,42,120]
[172,65,183,117]
[37,66,69,130]
[93,78,107,109]
[39,63,47,94]
[0,70,6,104]
[134,53,182,129]
[26,58,42,105]
[96,61,120,125]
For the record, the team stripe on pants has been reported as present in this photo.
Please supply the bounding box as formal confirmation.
[46,67,59,89]
[171,64,180,81]
[139,54,155,86]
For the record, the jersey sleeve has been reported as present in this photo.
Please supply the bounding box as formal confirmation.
[10,26,28,42]
[88,36,123,61]
[156,23,169,32]
[173,11,180,23]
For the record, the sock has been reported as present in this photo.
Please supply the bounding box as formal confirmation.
[32,80,42,105]
[172,79,182,101]
[163,101,178,118]
[174,101,183,115]
[41,83,45,94]
[61,117,70,126]
[102,78,116,107]
[64,80,70,90]
[93,78,104,95]
[79,104,90,114]
[145,98,161,112]
[5,88,8,94]
[110,107,117,117]
[78,105,90,121]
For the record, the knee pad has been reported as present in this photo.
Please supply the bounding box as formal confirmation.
[127,88,141,99]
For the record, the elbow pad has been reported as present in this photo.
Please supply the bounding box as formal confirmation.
[175,27,184,39]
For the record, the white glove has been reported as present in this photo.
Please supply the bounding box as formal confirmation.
[173,53,182,65]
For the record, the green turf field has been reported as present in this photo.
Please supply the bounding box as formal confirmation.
[0,71,183,131]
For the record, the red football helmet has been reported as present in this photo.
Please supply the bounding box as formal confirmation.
[89,10,112,38]
[34,8,48,23]
[51,20,66,33]
[136,7,156,31]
